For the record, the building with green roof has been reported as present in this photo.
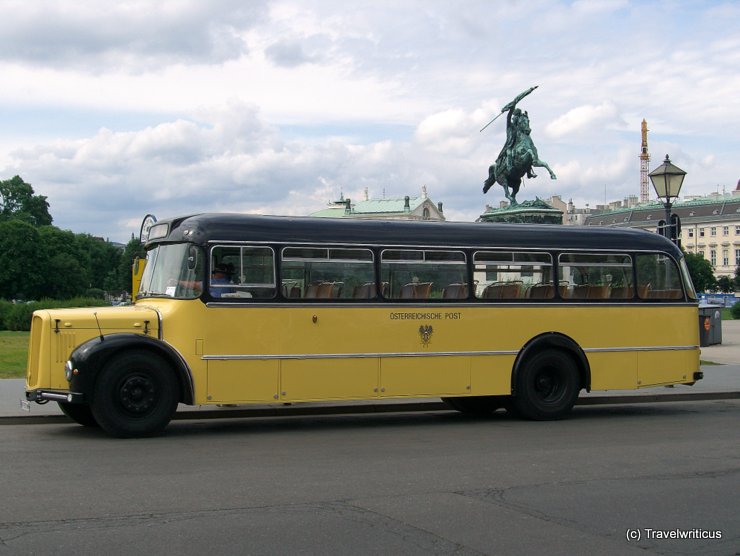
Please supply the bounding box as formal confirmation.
[310,187,445,221]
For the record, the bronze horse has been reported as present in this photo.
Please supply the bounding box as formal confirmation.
[483,89,556,205]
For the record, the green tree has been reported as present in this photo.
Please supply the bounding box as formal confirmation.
[717,275,734,293]
[37,226,88,299]
[684,252,717,293]
[76,234,124,291]
[0,220,43,299]
[0,176,52,226]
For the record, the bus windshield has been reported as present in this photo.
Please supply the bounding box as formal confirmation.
[138,243,203,299]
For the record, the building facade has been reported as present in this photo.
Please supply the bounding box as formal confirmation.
[583,190,740,278]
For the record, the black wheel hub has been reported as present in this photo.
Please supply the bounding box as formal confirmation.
[534,370,561,401]
[119,375,157,415]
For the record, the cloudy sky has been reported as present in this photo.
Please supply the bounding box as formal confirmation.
[1,0,738,242]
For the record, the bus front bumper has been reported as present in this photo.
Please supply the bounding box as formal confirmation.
[25,389,85,404]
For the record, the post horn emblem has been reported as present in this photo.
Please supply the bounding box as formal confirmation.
[418,325,433,346]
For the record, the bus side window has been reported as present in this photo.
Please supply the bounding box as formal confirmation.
[636,253,684,300]
[558,253,633,300]
[474,251,551,300]
[380,250,467,300]
[210,245,276,300]
[281,247,374,300]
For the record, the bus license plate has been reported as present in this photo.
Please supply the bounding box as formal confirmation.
[20,399,31,412]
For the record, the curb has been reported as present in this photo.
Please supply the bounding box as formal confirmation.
[3,391,739,426]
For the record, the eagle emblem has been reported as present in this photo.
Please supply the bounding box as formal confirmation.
[419,325,433,346]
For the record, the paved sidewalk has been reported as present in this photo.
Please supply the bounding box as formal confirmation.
[3,321,739,420]
[697,318,740,365]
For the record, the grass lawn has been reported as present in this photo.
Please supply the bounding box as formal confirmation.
[0,331,28,379]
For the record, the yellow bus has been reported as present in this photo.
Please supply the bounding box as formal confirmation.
[25,214,702,437]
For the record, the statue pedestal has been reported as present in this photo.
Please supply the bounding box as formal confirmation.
[478,198,563,224]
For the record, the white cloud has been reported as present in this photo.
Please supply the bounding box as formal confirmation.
[0,0,265,70]
[0,0,738,242]
[546,102,623,138]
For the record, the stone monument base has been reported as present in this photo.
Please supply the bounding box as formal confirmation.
[478,198,563,224]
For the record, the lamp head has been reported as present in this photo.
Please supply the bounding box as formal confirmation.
[649,154,686,201]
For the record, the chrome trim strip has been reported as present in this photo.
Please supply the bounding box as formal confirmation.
[38,391,71,401]
[203,350,519,360]
[34,390,84,403]
[584,345,699,353]
[203,344,698,361]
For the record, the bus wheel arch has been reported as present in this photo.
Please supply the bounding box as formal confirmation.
[72,335,195,406]
[510,333,590,420]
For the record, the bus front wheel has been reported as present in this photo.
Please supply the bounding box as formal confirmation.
[91,350,179,438]
[512,349,580,420]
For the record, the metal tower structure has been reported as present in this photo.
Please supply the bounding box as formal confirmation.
[639,119,650,203]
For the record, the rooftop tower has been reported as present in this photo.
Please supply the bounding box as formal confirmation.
[639,119,650,203]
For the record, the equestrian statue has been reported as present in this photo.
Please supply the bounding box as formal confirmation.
[482,86,556,205]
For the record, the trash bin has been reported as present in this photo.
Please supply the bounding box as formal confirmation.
[698,304,722,347]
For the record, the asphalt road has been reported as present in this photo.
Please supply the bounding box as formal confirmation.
[1,400,738,556]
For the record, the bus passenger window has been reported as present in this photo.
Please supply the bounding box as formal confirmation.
[558,253,633,300]
[474,252,551,300]
[281,247,374,300]
[381,250,467,300]
[210,245,276,300]
[636,253,684,300]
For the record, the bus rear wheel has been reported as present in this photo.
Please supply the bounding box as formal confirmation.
[512,349,580,420]
[91,350,179,438]
[442,396,504,416]
[58,402,98,427]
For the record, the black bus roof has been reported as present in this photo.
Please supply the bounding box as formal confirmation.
[149,213,682,257]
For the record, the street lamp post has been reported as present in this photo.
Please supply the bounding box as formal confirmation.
[649,154,686,245]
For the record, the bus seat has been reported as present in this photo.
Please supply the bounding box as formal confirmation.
[316,282,335,298]
[610,286,633,299]
[304,282,321,298]
[527,284,554,299]
[564,284,589,299]
[330,282,344,298]
[481,283,502,299]
[587,285,611,299]
[500,282,522,299]
[401,282,433,299]
[443,283,468,299]
[558,282,569,298]
[400,283,416,299]
[353,282,377,299]
[415,282,433,299]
